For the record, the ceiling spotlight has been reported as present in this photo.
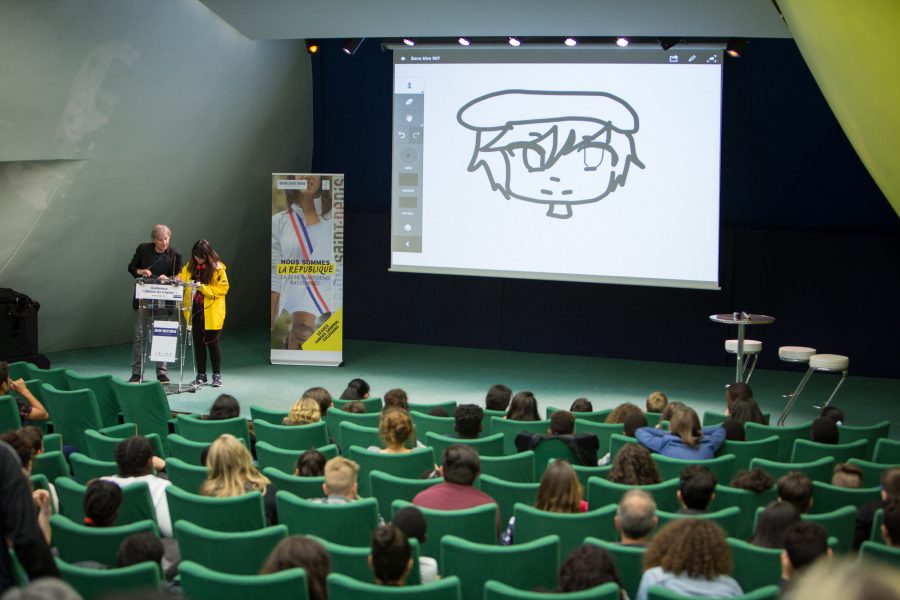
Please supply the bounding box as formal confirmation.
[305,40,320,55]
[341,38,364,55]
[564,37,577,47]
[508,36,521,47]
[402,38,416,47]
[658,37,680,51]
[726,38,748,58]
[458,37,470,46]
[616,36,629,47]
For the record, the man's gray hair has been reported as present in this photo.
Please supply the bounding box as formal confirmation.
[617,488,657,539]
[151,224,171,240]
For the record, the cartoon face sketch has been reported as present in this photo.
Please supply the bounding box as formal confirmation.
[457,90,645,219]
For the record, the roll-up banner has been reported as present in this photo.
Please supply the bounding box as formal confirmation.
[271,173,344,366]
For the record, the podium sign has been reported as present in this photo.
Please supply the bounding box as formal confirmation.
[135,283,183,301]
[149,320,179,362]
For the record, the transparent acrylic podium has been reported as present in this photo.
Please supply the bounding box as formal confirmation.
[134,278,199,394]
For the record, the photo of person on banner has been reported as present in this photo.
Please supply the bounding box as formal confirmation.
[271,174,335,350]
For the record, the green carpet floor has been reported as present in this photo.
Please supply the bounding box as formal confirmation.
[45,326,900,438]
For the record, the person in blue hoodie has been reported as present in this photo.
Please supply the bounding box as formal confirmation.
[635,406,726,460]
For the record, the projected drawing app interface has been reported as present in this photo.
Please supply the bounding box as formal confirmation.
[391,47,723,290]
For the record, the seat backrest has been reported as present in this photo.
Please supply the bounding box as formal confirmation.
[791,438,868,464]
[249,405,290,424]
[166,457,209,494]
[0,394,22,431]
[324,408,381,448]
[262,467,327,499]
[39,384,103,450]
[873,438,900,464]
[440,534,559,600]
[514,502,618,558]
[648,584,780,600]
[573,421,624,456]
[745,421,813,462]
[110,378,172,445]
[584,537,645,600]
[166,433,210,465]
[847,458,895,488]
[490,417,553,455]
[276,491,379,546]
[408,400,458,415]
[656,506,741,537]
[839,421,890,460]
[369,470,442,516]
[56,556,161,599]
[547,406,613,423]
[727,537,782,593]
[64,371,120,429]
[174,520,288,574]
[749,456,836,482]
[331,397,384,413]
[712,484,776,540]
[478,474,539,526]
[314,537,424,586]
[393,499,498,560]
[652,453,736,483]
[482,409,508,434]
[571,463,612,490]
[860,540,900,568]
[426,432,505,464]
[480,451,536,483]
[486,579,621,600]
[84,427,137,462]
[27,365,70,390]
[410,410,457,439]
[810,481,881,514]
[719,436,780,472]
[256,440,338,473]
[348,446,436,497]
[327,571,461,599]
[253,419,329,450]
[166,485,266,532]
[175,414,250,446]
[57,475,156,528]
[609,433,638,460]
[179,559,309,600]
[69,452,118,483]
[801,505,857,553]
[587,477,681,513]
[49,514,158,566]
[531,438,584,477]
[339,422,382,452]
[31,450,68,483]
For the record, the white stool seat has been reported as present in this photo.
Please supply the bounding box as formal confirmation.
[779,346,817,362]
[810,353,849,371]
[725,339,762,353]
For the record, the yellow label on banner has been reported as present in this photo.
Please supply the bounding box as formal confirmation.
[301,308,343,352]
[276,262,335,275]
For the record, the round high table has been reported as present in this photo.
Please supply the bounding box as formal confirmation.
[709,313,775,383]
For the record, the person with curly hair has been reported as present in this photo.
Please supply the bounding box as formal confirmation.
[368,407,414,454]
[729,468,775,493]
[283,397,321,426]
[558,545,626,597]
[608,444,661,486]
[200,434,278,525]
[646,391,669,414]
[605,402,644,424]
[637,519,743,600]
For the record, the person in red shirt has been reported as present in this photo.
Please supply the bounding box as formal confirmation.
[412,445,498,529]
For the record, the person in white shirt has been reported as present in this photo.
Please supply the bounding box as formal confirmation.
[101,436,172,537]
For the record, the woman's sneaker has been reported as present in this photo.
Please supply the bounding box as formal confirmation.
[192,373,208,386]
[211,373,223,388]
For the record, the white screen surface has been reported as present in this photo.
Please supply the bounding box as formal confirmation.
[390,46,723,289]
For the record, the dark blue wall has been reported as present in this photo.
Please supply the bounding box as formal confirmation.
[310,39,900,378]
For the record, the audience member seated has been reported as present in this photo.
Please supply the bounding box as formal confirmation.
[752,501,801,548]
[83,479,123,527]
[454,404,484,440]
[854,467,900,550]
[608,444,661,485]
[392,505,438,583]
[304,386,333,417]
[505,391,541,421]
[616,489,658,546]
[729,468,774,493]
[383,388,409,411]
[782,557,900,600]
[283,397,321,426]
[636,519,743,600]
[514,410,600,466]
[412,445,498,520]
[369,524,413,587]
[721,418,746,441]
[819,405,845,426]
[485,384,512,412]
[624,413,649,437]
[636,407,726,460]
[2,579,80,600]
[677,465,716,514]
[659,401,688,425]
[810,416,840,445]
[339,378,370,401]
[427,406,449,417]
[368,407,414,454]
[260,535,331,600]
[0,361,49,425]
[777,471,814,514]
[102,436,173,537]
[295,448,327,477]
[831,463,863,489]
[646,391,669,414]
[311,456,360,504]
[205,393,241,420]
[724,382,753,416]
[558,545,626,598]
[570,397,593,412]
[17,425,59,513]
[0,431,50,544]
[501,459,586,545]
[117,531,177,584]
[342,400,366,414]
[200,434,278,525]
[881,498,900,547]
[728,398,766,426]
[780,521,831,588]
[605,402,643,424]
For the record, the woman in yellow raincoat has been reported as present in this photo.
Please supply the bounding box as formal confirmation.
[178,239,228,387]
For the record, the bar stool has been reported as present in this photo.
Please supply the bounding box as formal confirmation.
[725,339,761,383]
[776,346,816,426]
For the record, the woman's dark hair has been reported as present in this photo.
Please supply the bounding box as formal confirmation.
[392,506,428,544]
[570,398,593,412]
[83,479,123,527]
[506,391,540,421]
[819,405,845,425]
[729,468,774,493]
[811,416,840,444]
[752,501,801,548]
[728,398,766,425]
[117,532,164,568]
[115,436,154,477]
[260,536,331,600]
[342,401,366,414]
[623,413,648,437]
[340,378,370,400]
[721,418,746,441]
[208,394,240,420]
[370,524,411,585]
[303,387,333,417]
[0,431,33,468]
[558,545,624,595]
[296,448,327,477]
[186,239,220,284]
